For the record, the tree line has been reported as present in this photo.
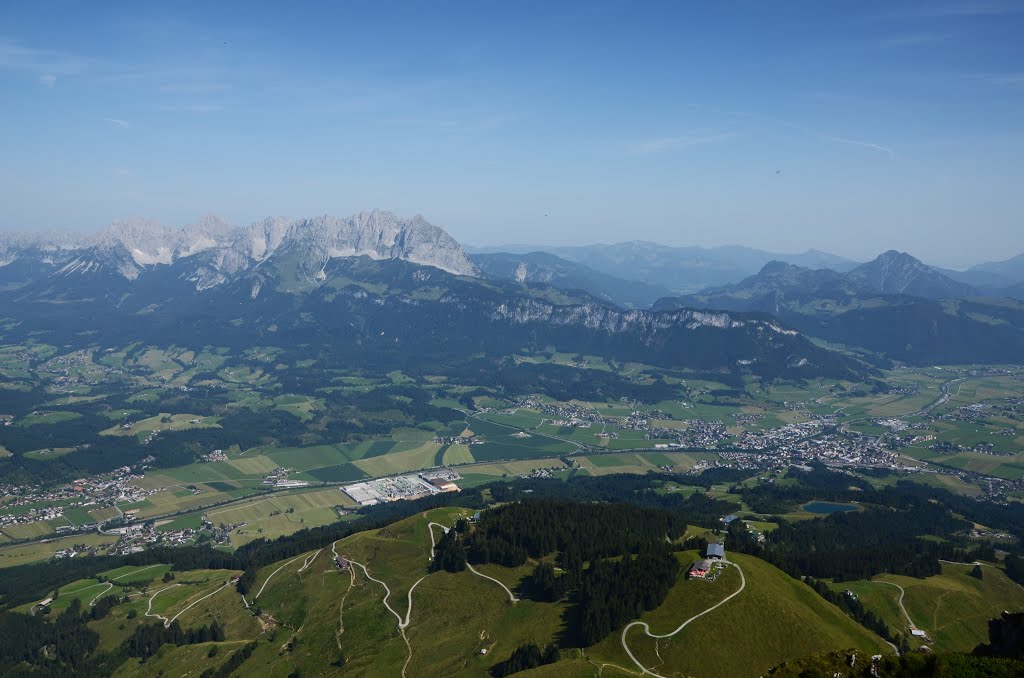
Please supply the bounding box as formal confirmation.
[490,643,560,676]
[0,593,223,677]
[463,499,687,568]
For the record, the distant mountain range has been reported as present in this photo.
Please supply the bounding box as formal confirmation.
[0,213,866,380]
[955,253,1024,292]
[3,212,1024,368]
[653,251,1024,364]
[0,210,477,293]
[469,242,861,294]
[471,241,1024,298]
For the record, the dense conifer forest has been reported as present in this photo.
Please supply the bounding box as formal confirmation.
[463,500,687,567]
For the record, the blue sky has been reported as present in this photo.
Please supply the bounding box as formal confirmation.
[1,1,1022,266]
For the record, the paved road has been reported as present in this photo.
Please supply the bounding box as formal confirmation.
[917,378,965,416]
[840,377,965,432]
[620,561,746,677]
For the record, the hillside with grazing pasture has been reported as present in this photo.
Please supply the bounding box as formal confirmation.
[4,477,1023,678]
[836,561,1024,653]
[589,551,891,677]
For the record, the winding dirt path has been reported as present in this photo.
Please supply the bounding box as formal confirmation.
[252,555,305,601]
[332,514,518,677]
[344,557,418,677]
[163,581,231,628]
[427,521,519,602]
[334,567,355,649]
[144,583,181,625]
[87,563,171,607]
[297,549,321,573]
[466,563,520,602]
[875,580,915,630]
[88,583,114,606]
[621,561,746,677]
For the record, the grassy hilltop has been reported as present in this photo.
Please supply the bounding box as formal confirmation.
[19,509,894,678]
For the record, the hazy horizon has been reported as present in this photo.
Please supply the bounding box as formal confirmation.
[0,207,1009,270]
[2,2,1023,268]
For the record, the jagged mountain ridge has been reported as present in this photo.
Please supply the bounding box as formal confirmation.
[0,210,477,289]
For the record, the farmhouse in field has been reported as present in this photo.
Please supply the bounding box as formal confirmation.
[706,542,725,559]
[689,559,713,579]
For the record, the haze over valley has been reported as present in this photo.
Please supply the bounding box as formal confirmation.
[3,2,1024,678]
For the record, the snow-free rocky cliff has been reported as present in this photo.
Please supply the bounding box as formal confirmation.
[0,210,477,288]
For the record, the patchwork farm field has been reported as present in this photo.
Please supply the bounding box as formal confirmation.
[0,532,117,569]
[201,487,354,546]
[352,441,443,477]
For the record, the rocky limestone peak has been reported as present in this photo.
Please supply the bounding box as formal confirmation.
[175,214,236,258]
[229,216,289,263]
[283,210,477,277]
[0,210,478,285]
[182,213,235,240]
[99,217,176,265]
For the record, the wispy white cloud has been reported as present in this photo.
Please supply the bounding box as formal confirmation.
[104,117,130,129]
[0,37,93,77]
[822,135,897,160]
[782,121,898,160]
[628,131,734,155]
